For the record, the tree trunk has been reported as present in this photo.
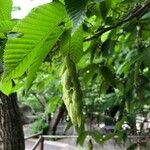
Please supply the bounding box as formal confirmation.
[47,103,65,135]
[0,92,25,150]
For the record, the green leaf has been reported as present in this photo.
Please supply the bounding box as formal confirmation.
[116,50,136,75]
[125,75,134,93]
[143,46,150,68]
[0,0,15,33]
[2,2,67,92]
[60,26,83,63]
[64,0,87,32]
[127,143,138,150]
[140,12,150,22]
[100,66,114,85]
[10,82,24,93]
[0,0,12,20]
[26,27,64,90]
[114,116,127,132]
[77,131,88,146]
[99,0,111,20]
[49,96,60,113]
[88,131,103,144]
[0,78,12,95]
[81,63,99,84]
[45,96,61,115]
[103,133,115,141]
[123,20,137,32]
[101,39,114,57]
[0,21,16,33]
[36,81,45,93]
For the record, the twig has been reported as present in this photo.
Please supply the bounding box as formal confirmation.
[32,92,45,110]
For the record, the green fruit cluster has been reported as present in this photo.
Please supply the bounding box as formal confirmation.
[61,55,83,127]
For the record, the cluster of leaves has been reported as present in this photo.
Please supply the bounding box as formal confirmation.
[19,61,62,111]
[0,0,150,148]
[18,61,63,133]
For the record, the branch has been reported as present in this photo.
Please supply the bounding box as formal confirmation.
[38,93,47,106]
[84,1,150,42]
[32,92,45,111]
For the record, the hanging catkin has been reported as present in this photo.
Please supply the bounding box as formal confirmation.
[61,55,83,127]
